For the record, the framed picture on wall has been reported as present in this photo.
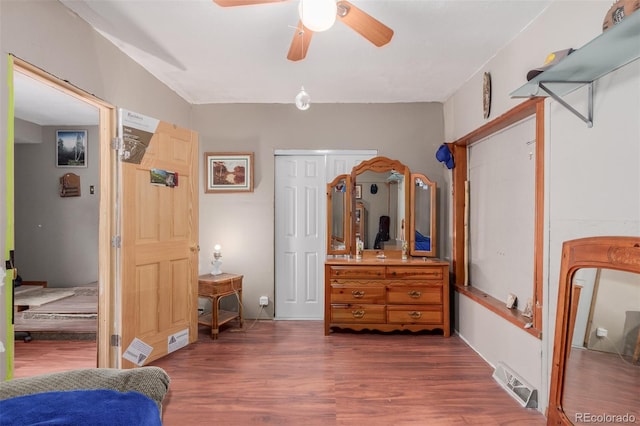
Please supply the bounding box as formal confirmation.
[355,184,362,199]
[204,152,254,193]
[56,130,87,167]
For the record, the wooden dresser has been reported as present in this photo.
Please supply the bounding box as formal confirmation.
[325,255,450,336]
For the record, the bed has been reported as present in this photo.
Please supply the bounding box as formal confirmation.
[13,283,98,340]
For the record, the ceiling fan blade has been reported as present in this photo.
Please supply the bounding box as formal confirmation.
[287,21,314,62]
[336,1,393,47]
[213,0,288,7]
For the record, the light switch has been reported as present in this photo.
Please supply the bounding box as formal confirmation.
[90,185,95,194]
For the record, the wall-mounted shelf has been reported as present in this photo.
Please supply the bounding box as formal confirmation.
[511,11,640,127]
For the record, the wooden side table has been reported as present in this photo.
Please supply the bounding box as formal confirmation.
[198,273,243,339]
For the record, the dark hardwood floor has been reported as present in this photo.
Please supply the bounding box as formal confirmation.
[14,321,545,425]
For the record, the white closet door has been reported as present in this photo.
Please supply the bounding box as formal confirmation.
[274,151,375,319]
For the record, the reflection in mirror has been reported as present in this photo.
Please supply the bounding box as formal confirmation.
[410,173,436,257]
[327,174,350,255]
[351,157,409,254]
[355,170,405,250]
[549,236,640,425]
[563,268,640,424]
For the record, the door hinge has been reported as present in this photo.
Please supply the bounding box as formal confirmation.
[111,235,121,248]
[111,137,123,150]
[110,334,121,347]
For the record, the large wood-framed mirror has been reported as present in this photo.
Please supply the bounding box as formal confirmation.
[326,156,437,258]
[327,174,351,255]
[548,236,640,425]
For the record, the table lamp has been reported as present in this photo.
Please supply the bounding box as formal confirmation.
[211,244,223,275]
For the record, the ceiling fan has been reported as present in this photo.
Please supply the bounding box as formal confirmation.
[212,0,394,61]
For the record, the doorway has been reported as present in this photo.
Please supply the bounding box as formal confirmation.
[9,57,116,372]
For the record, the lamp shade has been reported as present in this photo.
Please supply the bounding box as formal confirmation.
[299,0,337,32]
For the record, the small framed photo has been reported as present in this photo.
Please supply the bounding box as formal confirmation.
[56,130,87,167]
[355,184,362,199]
[205,152,254,193]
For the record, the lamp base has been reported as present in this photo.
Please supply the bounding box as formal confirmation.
[211,260,223,276]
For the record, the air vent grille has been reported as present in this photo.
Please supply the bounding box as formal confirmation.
[492,362,538,408]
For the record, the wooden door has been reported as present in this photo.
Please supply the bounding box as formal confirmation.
[120,118,198,367]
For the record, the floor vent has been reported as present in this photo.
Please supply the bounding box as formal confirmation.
[492,362,538,408]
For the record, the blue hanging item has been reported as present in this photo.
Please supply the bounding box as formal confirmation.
[436,144,454,169]
[370,184,378,194]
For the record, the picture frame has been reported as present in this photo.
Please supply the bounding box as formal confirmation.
[56,130,88,167]
[205,152,254,193]
[355,184,362,199]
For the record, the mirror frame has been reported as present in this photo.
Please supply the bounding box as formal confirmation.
[548,236,640,425]
[326,174,352,255]
[410,173,437,257]
[350,157,410,255]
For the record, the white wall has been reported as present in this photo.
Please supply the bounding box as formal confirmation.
[444,1,640,414]
[587,269,640,354]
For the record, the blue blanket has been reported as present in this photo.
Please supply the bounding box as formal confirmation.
[0,389,161,426]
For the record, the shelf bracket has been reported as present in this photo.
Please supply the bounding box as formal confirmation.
[538,81,593,128]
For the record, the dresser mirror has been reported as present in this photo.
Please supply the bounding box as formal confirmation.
[326,156,437,258]
[327,174,351,255]
[548,236,640,425]
[351,157,410,253]
[410,173,436,257]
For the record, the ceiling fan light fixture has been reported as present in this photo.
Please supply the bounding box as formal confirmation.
[299,0,337,32]
[295,86,311,111]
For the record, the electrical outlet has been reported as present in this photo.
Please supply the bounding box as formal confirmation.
[259,296,269,307]
[596,327,608,338]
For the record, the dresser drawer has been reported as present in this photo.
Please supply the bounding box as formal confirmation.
[329,266,385,279]
[386,266,443,280]
[387,284,442,304]
[331,286,386,304]
[331,304,385,323]
[387,305,443,324]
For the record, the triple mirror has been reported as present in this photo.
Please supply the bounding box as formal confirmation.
[327,156,437,258]
[548,236,640,425]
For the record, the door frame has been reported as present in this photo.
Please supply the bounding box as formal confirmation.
[12,57,117,368]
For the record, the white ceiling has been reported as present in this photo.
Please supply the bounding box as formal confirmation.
[14,72,99,126]
[59,0,552,104]
[14,0,552,126]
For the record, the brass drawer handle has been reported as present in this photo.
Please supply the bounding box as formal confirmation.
[409,311,422,319]
[352,310,365,319]
[408,290,422,298]
[351,290,365,298]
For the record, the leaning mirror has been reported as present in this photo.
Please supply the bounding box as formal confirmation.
[410,173,437,257]
[548,236,640,425]
[326,174,351,255]
[350,157,409,254]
